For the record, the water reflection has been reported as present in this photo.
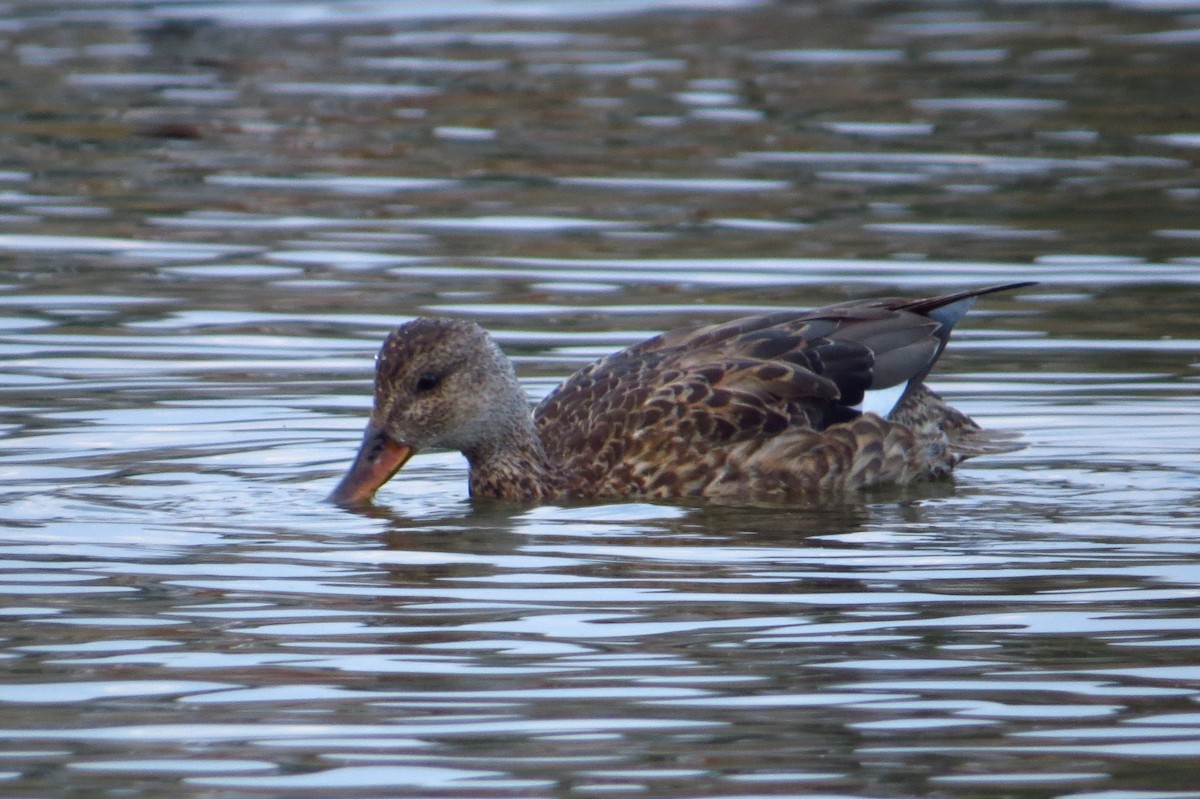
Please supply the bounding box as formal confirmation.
[1,0,1200,797]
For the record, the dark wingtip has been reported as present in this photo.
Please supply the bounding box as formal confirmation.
[899,281,1037,314]
[904,281,1037,330]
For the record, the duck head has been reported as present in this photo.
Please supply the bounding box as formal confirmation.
[327,318,527,505]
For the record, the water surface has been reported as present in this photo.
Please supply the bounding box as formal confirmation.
[1,1,1199,797]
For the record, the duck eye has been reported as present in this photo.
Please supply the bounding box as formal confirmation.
[414,372,441,393]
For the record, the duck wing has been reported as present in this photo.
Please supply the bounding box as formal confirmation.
[533,282,1031,494]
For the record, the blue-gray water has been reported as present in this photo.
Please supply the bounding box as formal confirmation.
[1,1,1199,797]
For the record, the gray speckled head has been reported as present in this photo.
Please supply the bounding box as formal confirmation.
[372,318,529,454]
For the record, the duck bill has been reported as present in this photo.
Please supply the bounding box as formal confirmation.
[327,423,414,506]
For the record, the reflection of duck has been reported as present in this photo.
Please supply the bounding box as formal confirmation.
[330,283,1033,506]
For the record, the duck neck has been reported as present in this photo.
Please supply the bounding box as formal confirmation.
[464,411,561,501]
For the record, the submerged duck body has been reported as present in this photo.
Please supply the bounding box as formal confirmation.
[329,283,1032,506]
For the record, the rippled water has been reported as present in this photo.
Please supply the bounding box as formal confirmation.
[1,1,1199,797]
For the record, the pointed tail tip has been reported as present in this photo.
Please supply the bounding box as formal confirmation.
[953,427,1028,458]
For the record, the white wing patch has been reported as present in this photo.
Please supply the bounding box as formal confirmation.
[855,382,909,419]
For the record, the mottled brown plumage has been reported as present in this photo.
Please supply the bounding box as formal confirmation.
[328,283,1033,505]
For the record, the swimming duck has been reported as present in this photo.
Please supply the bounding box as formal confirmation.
[328,282,1032,505]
